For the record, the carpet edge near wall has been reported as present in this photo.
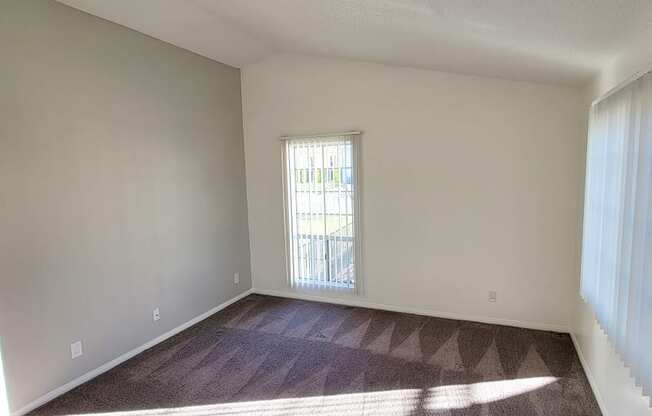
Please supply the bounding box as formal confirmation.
[13,286,576,415]
[11,289,255,416]
[251,289,569,333]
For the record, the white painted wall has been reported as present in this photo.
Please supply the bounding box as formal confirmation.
[572,52,652,416]
[242,54,586,331]
[573,300,652,415]
[588,33,652,102]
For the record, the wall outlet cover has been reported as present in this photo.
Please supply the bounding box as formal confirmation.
[488,291,497,303]
[71,341,83,359]
[153,308,161,322]
[234,273,240,285]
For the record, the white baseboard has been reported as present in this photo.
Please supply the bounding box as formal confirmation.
[251,288,569,333]
[570,332,609,416]
[11,287,570,415]
[12,288,254,416]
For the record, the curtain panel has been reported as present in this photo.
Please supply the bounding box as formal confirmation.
[581,72,652,397]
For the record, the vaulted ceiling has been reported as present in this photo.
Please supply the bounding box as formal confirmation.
[58,0,652,86]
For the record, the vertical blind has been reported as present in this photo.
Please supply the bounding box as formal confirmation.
[581,72,652,397]
[282,133,361,292]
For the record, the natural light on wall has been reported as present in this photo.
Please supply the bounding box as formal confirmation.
[0,339,9,416]
[66,377,558,416]
[281,132,361,292]
[581,71,652,399]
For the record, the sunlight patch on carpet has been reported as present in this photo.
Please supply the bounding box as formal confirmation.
[69,377,558,416]
[427,376,559,410]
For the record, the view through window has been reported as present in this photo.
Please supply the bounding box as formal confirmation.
[282,133,360,291]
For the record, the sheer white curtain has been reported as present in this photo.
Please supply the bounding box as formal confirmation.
[581,72,652,397]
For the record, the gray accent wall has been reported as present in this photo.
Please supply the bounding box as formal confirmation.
[0,0,251,412]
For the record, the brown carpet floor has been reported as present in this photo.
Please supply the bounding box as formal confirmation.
[31,294,601,415]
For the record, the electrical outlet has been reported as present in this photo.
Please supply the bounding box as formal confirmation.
[153,307,160,322]
[71,341,83,359]
[488,291,497,303]
[234,273,240,285]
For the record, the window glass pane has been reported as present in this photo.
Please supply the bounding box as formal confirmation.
[284,136,358,290]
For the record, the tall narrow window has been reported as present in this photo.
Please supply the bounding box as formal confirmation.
[282,132,361,292]
[581,72,652,399]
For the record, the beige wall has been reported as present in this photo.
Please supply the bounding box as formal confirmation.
[572,54,652,415]
[242,54,586,331]
[0,1,251,413]
[588,35,652,102]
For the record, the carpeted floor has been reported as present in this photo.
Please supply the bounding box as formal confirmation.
[31,294,601,415]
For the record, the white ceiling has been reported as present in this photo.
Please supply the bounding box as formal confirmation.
[57,0,652,86]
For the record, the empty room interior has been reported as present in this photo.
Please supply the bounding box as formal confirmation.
[2,1,652,415]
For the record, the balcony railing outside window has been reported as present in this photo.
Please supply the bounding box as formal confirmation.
[282,134,361,291]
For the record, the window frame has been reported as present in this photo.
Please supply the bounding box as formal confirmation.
[281,132,363,294]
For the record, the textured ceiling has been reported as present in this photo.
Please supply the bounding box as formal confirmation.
[57,0,652,86]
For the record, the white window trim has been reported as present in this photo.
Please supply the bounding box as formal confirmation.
[280,132,363,294]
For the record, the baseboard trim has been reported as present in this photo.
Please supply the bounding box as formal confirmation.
[251,288,569,333]
[11,288,254,416]
[570,332,609,416]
